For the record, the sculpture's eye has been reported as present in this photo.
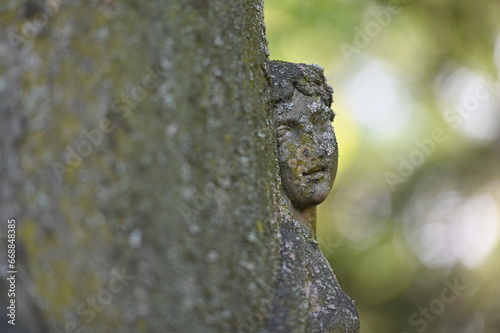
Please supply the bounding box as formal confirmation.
[276,124,292,135]
[312,108,334,127]
[276,124,293,143]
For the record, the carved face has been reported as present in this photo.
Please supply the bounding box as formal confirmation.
[275,91,338,209]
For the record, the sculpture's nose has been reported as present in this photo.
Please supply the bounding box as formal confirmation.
[301,130,324,161]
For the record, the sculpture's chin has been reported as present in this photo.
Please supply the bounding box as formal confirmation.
[306,189,329,206]
[291,183,331,210]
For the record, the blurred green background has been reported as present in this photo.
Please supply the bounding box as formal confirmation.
[265,1,500,332]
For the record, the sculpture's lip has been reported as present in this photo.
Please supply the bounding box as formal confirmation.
[303,165,325,175]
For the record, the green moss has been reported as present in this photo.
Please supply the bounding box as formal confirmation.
[256,220,264,234]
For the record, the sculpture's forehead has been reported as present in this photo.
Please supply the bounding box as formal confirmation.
[275,91,326,123]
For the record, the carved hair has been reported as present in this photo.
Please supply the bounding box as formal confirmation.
[267,60,333,107]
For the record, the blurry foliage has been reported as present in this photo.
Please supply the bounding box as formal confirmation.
[265,1,500,332]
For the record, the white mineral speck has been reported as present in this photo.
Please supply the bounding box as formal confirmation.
[128,228,143,248]
[207,250,219,262]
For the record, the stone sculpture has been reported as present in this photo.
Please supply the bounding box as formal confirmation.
[267,60,360,333]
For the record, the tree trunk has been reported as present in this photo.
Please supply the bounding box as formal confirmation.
[1,1,279,332]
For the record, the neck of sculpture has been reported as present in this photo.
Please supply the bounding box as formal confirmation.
[291,206,316,239]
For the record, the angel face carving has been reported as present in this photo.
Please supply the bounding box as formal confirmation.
[275,92,337,209]
[269,61,338,211]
